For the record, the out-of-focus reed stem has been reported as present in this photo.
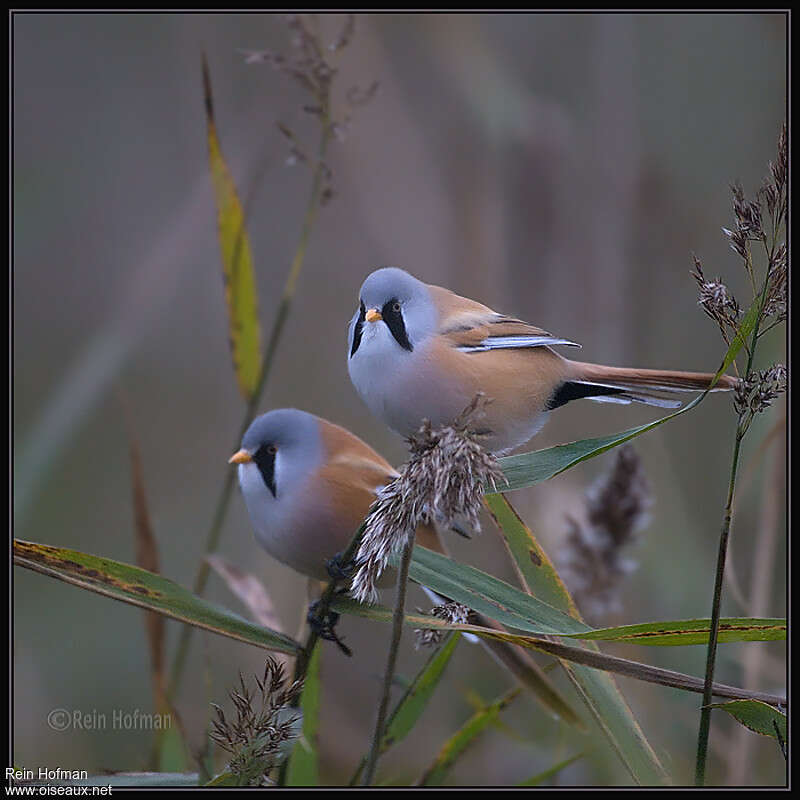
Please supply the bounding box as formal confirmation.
[728,421,784,784]
[168,116,333,704]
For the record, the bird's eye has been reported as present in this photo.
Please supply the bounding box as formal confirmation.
[392,301,401,313]
[267,444,277,455]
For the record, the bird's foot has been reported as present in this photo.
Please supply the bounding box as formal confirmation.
[325,551,355,582]
[307,600,352,657]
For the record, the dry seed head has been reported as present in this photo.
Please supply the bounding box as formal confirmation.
[210,658,302,786]
[414,601,472,649]
[350,395,506,604]
[691,257,740,334]
[730,182,765,241]
[763,245,787,323]
[243,14,374,193]
[350,478,417,605]
[735,364,787,419]
[329,14,355,53]
[770,123,787,199]
[558,445,652,622]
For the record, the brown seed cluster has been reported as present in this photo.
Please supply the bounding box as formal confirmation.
[691,257,741,343]
[351,396,506,604]
[241,14,379,205]
[692,123,787,406]
[414,601,472,649]
[734,363,787,428]
[558,445,652,622]
[210,658,302,786]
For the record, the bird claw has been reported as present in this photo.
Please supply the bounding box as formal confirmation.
[307,600,352,657]
[325,551,355,581]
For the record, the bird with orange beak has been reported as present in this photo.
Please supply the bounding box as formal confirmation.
[230,408,581,724]
[347,267,737,454]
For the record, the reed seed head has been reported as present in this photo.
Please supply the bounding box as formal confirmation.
[350,396,505,604]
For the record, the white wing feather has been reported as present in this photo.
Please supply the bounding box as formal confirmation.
[457,335,581,353]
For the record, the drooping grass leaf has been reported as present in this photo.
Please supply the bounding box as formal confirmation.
[493,422,681,494]
[204,771,239,787]
[419,689,522,786]
[517,752,583,786]
[484,494,668,785]
[407,551,784,649]
[203,55,262,400]
[333,595,782,648]
[284,643,321,787]
[400,546,592,637]
[581,618,786,646]
[331,598,785,706]
[13,539,300,655]
[705,700,787,742]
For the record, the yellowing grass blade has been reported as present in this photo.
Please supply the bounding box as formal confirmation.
[203,55,262,399]
[419,688,522,786]
[14,539,300,655]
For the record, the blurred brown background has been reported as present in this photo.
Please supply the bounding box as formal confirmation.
[13,13,786,786]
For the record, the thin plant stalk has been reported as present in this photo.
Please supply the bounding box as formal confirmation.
[722,414,785,610]
[694,258,775,786]
[729,427,784,784]
[362,532,417,786]
[168,120,333,703]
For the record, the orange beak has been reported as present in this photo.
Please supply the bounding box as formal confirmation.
[365,308,382,323]
[228,449,253,465]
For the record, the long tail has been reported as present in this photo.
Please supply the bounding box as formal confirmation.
[551,361,739,410]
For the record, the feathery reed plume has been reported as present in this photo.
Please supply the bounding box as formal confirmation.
[351,395,506,604]
[210,658,302,786]
[558,445,652,622]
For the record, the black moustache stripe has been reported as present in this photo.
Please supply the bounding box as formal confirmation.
[253,445,277,497]
[350,303,366,358]
[382,298,413,352]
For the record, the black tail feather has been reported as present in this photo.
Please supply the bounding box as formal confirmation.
[547,381,625,410]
